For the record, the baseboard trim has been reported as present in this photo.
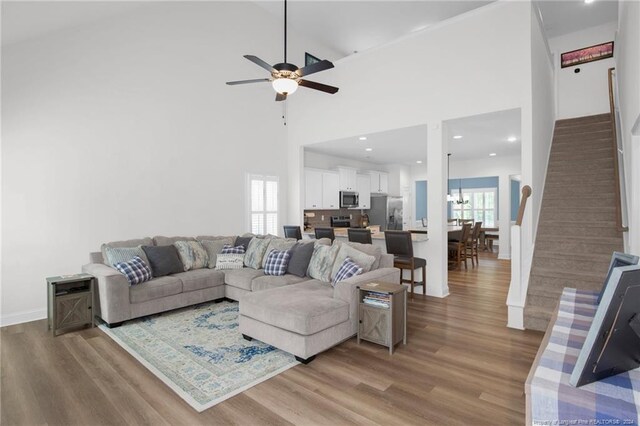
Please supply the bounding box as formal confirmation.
[1,309,47,327]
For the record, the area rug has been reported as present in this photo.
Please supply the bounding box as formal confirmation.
[99,301,298,412]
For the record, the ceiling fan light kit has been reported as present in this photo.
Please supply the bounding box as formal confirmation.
[226,0,339,101]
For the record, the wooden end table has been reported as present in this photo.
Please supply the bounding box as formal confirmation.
[357,282,407,354]
[46,273,95,336]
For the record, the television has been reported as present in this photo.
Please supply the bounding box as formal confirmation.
[569,264,640,387]
[596,252,639,304]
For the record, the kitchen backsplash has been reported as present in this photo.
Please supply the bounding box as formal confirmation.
[304,208,369,229]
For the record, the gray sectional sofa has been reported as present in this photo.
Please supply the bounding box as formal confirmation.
[82,234,400,363]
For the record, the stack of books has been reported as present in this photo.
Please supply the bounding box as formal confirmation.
[363,291,390,308]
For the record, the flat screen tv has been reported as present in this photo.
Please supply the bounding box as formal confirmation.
[596,252,639,304]
[570,264,640,387]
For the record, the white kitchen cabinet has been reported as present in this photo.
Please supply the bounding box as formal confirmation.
[337,167,357,191]
[370,171,389,194]
[322,172,340,209]
[379,172,389,194]
[356,174,371,209]
[304,169,323,209]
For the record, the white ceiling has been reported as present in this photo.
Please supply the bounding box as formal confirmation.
[304,108,521,165]
[537,0,618,39]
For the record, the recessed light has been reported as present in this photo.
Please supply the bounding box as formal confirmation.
[416,160,423,164]
[365,148,373,152]
[489,153,497,157]
[507,136,517,142]
[584,0,595,4]
[453,135,463,139]
[359,136,367,141]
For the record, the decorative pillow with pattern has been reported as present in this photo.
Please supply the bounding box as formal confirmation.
[261,238,297,268]
[221,244,246,254]
[332,257,363,286]
[330,242,376,281]
[307,243,340,282]
[114,256,152,285]
[244,237,271,269]
[215,253,245,270]
[200,238,235,268]
[263,249,292,276]
[104,245,148,268]
[173,240,209,271]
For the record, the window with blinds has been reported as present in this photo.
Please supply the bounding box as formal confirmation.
[248,174,278,235]
[451,187,497,227]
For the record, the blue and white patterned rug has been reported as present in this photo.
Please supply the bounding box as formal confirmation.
[99,301,298,412]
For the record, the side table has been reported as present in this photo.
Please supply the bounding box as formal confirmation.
[46,273,95,336]
[357,282,407,354]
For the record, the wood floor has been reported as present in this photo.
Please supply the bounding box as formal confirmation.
[1,253,543,425]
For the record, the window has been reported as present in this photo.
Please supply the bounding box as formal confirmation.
[451,187,497,227]
[248,174,278,235]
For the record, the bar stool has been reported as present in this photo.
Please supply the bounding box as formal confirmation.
[384,230,426,299]
[314,227,335,242]
[347,228,372,244]
[283,225,302,240]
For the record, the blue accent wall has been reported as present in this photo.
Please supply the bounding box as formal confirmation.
[415,181,427,220]
[511,180,520,221]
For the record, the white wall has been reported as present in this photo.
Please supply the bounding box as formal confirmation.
[616,0,640,255]
[550,22,617,119]
[303,150,384,173]
[0,2,339,325]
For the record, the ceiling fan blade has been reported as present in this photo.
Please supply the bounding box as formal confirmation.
[226,78,270,85]
[298,79,339,94]
[244,55,276,73]
[295,59,334,77]
[275,93,287,102]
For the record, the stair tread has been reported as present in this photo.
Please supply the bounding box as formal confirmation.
[531,267,604,282]
[532,250,613,261]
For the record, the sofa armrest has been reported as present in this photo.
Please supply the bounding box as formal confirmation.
[82,263,131,324]
[333,267,400,332]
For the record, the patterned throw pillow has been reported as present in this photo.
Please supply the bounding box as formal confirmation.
[114,256,152,285]
[264,249,292,276]
[215,253,245,270]
[261,238,297,268]
[103,246,148,268]
[307,243,340,282]
[330,242,376,281]
[221,244,246,254]
[332,257,363,286]
[244,238,271,269]
[200,238,235,268]
[173,241,209,271]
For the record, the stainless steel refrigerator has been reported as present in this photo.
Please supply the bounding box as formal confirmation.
[369,195,403,231]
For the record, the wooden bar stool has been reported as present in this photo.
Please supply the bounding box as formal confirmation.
[384,230,426,299]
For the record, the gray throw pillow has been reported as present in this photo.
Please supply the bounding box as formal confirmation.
[103,246,148,269]
[307,243,340,282]
[142,245,183,277]
[235,236,253,250]
[201,238,235,268]
[287,242,316,277]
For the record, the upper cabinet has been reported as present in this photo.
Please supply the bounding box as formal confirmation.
[337,167,357,191]
[304,169,323,209]
[321,172,340,209]
[370,171,389,194]
[356,174,371,209]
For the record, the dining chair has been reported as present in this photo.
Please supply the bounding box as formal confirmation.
[347,228,372,244]
[448,218,458,225]
[448,223,471,270]
[465,221,482,267]
[384,231,426,299]
[460,219,474,226]
[314,227,335,242]
[283,225,302,240]
[484,233,498,252]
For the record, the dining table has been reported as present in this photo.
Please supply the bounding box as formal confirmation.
[409,225,499,251]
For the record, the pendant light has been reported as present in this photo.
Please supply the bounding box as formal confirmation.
[447,154,468,205]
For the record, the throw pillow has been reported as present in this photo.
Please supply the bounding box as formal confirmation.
[215,253,245,270]
[173,241,209,271]
[201,238,235,268]
[307,243,340,282]
[104,246,148,269]
[330,242,376,281]
[221,244,246,254]
[286,241,315,277]
[141,245,183,277]
[235,236,254,250]
[114,256,152,285]
[332,257,363,286]
[244,237,271,269]
[260,238,297,268]
[263,249,292,276]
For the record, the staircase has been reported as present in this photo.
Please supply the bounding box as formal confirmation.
[523,113,624,331]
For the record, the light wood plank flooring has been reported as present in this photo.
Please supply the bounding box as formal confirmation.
[1,253,543,425]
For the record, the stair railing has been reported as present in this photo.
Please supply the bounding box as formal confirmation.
[608,67,629,233]
[507,185,532,330]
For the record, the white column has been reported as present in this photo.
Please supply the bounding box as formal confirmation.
[498,173,511,259]
[426,121,449,298]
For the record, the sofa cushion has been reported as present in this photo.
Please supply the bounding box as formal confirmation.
[114,256,152,285]
[244,238,271,269]
[196,235,237,245]
[344,241,383,270]
[142,245,183,277]
[330,242,376,281]
[200,238,235,268]
[261,239,297,268]
[240,281,349,335]
[307,243,340,282]
[250,274,308,292]
[174,241,209,271]
[172,269,225,293]
[103,246,149,268]
[224,268,265,291]
[129,276,183,304]
[101,237,153,266]
[153,236,196,246]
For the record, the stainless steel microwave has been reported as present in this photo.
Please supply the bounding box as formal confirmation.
[340,191,359,208]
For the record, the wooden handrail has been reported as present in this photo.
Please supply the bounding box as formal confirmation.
[516,185,532,226]
[608,67,629,232]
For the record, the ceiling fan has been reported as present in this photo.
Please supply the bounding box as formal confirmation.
[226,0,339,102]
